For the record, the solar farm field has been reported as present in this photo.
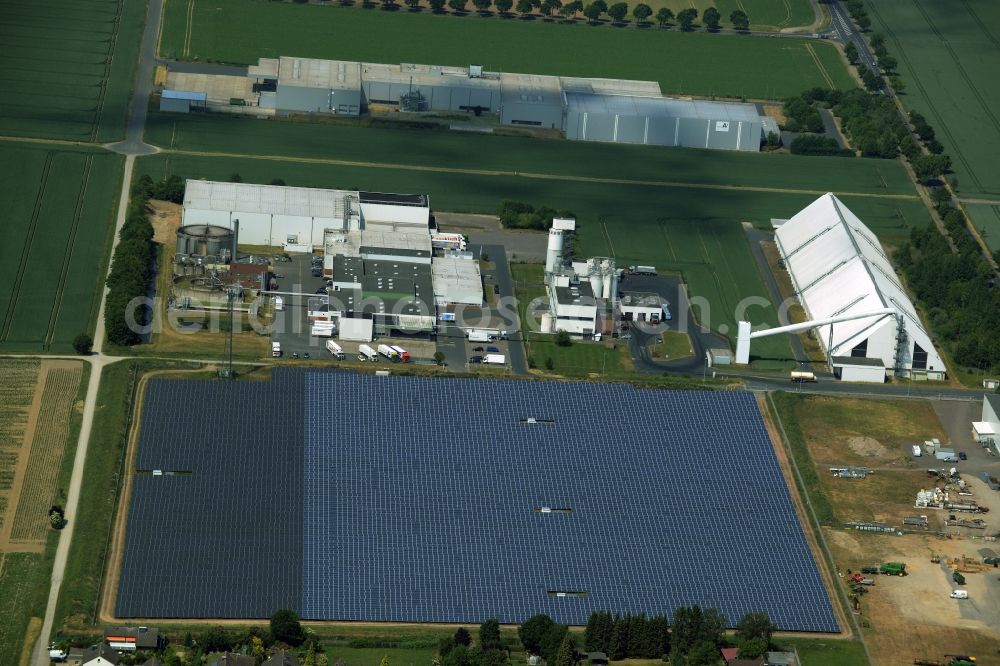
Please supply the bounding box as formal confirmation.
[0,144,124,353]
[158,0,852,99]
[117,370,838,632]
[0,0,145,142]
[865,0,1000,231]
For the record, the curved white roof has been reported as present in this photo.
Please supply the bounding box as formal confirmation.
[775,193,944,373]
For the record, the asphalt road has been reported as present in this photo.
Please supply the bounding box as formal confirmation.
[828,0,879,75]
[108,0,161,156]
[477,244,528,375]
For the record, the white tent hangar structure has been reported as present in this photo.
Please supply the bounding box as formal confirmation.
[735,193,945,381]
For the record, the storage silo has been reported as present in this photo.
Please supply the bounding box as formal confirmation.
[601,259,613,300]
[545,229,564,275]
[588,258,602,298]
[175,224,235,258]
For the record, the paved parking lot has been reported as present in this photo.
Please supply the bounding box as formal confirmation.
[271,253,328,357]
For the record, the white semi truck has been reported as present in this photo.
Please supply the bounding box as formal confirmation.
[358,344,378,361]
[325,340,345,359]
[483,354,506,365]
[377,344,400,361]
[271,341,282,357]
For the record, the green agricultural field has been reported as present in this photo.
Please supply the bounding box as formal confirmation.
[866,0,1000,213]
[0,0,145,142]
[0,144,123,353]
[965,203,1000,253]
[158,0,851,98]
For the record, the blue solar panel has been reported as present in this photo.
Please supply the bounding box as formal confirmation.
[117,369,838,632]
[301,373,838,632]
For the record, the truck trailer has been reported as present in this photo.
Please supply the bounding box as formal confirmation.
[271,341,281,357]
[326,340,345,359]
[390,345,411,362]
[358,344,378,361]
[377,344,400,361]
[483,354,506,365]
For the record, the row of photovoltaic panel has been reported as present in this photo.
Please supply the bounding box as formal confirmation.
[116,373,305,618]
[301,372,838,632]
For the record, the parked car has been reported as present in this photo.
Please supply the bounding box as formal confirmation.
[311,269,323,277]
[487,346,500,352]
[494,284,500,294]
[303,352,310,359]
[469,355,483,364]
[473,346,484,351]
[959,452,968,460]
[315,287,327,294]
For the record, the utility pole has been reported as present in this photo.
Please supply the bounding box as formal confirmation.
[220,287,236,379]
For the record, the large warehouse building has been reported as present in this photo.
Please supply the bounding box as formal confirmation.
[181,180,480,334]
[163,56,769,151]
[775,193,945,380]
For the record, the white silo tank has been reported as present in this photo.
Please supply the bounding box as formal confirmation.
[601,259,613,299]
[545,229,564,274]
[588,259,602,298]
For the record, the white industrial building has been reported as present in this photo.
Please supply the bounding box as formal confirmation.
[180,180,472,336]
[774,193,945,380]
[431,253,483,305]
[973,394,1000,450]
[164,56,771,152]
[619,292,665,323]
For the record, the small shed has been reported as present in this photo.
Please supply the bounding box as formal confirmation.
[160,89,207,113]
[707,348,732,366]
[831,356,886,383]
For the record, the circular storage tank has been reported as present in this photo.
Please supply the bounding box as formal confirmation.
[175,224,234,258]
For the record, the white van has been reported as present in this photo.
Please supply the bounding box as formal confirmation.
[271,341,281,357]
[274,296,284,311]
[950,589,968,599]
[912,444,922,458]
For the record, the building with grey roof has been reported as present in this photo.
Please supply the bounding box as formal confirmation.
[563,93,762,151]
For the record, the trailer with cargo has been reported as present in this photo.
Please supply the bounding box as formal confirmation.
[390,345,411,362]
[377,344,400,361]
[628,265,657,275]
[325,340,345,359]
[790,371,817,382]
[311,322,335,337]
[271,341,282,357]
[358,344,378,361]
[483,354,506,365]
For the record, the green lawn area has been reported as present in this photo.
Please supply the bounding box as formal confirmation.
[146,112,918,198]
[0,145,124,353]
[775,637,868,666]
[159,0,851,98]
[323,645,435,666]
[651,331,693,359]
[867,0,1000,199]
[0,0,144,141]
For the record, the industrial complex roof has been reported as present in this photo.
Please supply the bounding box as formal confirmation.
[278,56,361,90]
[554,281,596,306]
[559,76,662,97]
[431,255,483,305]
[360,62,499,89]
[184,180,356,219]
[565,92,761,122]
[830,356,886,367]
[775,193,943,369]
[500,72,564,102]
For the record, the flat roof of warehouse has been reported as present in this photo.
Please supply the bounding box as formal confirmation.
[184,180,356,218]
[116,371,838,632]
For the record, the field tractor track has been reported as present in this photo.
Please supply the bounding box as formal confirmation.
[44,153,93,350]
[873,0,984,192]
[958,0,1000,52]
[90,0,124,142]
[1,152,52,342]
[909,0,1000,140]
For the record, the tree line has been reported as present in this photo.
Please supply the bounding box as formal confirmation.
[497,200,576,231]
[315,0,750,30]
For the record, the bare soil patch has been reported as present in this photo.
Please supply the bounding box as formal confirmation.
[148,200,182,245]
[847,436,889,459]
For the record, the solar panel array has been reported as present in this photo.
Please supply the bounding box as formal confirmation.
[302,373,838,632]
[117,369,837,632]
[116,371,304,618]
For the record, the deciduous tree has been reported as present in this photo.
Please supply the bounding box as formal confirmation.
[655,7,672,26]
[676,7,697,30]
[702,6,720,30]
[729,9,748,30]
[631,3,651,23]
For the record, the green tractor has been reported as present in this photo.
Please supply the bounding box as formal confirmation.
[880,561,907,576]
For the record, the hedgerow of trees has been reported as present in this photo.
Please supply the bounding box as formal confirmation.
[438,619,510,666]
[497,200,575,231]
[583,612,669,660]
